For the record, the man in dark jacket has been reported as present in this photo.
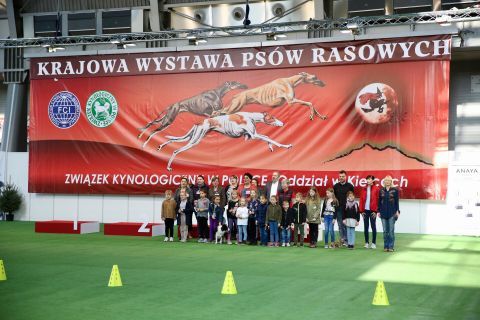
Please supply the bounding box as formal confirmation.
[265,171,282,199]
[333,170,354,245]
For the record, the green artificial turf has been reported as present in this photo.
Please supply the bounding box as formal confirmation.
[0,222,479,320]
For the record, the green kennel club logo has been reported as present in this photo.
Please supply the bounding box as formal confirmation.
[86,91,118,127]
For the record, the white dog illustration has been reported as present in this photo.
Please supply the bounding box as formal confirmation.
[94,101,111,118]
[158,112,292,171]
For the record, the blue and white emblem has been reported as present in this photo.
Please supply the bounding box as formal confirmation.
[48,91,81,129]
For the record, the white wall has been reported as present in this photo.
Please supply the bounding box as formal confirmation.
[3,151,478,236]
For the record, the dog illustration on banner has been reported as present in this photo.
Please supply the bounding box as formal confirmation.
[138,81,247,147]
[218,72,328,120]
[158,112,292,171]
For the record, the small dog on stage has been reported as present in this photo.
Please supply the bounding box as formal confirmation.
[215,224,229,244]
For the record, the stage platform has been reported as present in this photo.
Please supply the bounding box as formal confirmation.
[35,220,100,234]
[104,222,165,237]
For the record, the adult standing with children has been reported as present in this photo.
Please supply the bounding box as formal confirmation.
[208,176,226,208]
[265,171,282,199]
[333,170,354,246]
[225,175,239,202]
[192,175,209,202]
[174,177,194,204]
[378,175,400,252]
[278,179,293,206]
[252,178,265,198]
[359,175,380,249]
[239,173,256,200]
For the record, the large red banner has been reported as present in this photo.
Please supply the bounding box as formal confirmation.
[29,35,450,199]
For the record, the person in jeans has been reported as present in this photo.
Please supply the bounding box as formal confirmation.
[343,191,360,249]
[255,194,269,246]
[247,189,260,245]
[378,175,400,252]
[266,195,282,247]
[291,192,307,247]
[321,188,338,249]
[280,200,294,247]
[236,197,249,245]
[333,170,354,246]
[359,175,380,249]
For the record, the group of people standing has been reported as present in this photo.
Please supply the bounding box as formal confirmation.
[161,170,400,252]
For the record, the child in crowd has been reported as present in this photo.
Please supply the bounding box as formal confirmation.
[227,190,240,245]
[208,176,226,209]
[266,195,282,247]
[251,178,265,198]
[208,195,224,242]
[306,187,321,248]
[177,191,194,242]
[161,190,177,242]
[343,191,360,249]
[195,188,210,243]
[321,188,338,249]
[225,175,239,202]
[247,189,259,245]
[236,197,249,245]
[291,192,307,247]
[240,173,255,200]
[255,194,269,246]
[280,200,294,247]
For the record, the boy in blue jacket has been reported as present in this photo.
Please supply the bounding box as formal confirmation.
[255,194,269,246]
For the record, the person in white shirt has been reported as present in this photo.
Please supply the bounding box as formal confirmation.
[236,197,249,245]
[265,171,282,199]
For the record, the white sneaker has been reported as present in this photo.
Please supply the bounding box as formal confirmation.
[198,238,203,243]
[364,243,370,249]
[281,243,286,247]
[169,237,174,242]
[371,243,377,249]
[164,237,169,242]
[324,245,329,249]
[286,243,291,247]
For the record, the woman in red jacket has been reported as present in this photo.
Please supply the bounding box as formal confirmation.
[359,175,380,249]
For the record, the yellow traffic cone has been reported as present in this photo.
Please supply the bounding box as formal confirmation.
[221,271,237,295]
[0,260,6,281]
[108,265,122,287]
[372,281,390,306]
